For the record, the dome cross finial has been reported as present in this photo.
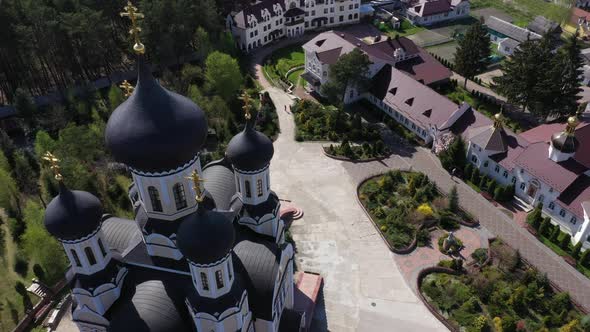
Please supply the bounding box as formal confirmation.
[119,80,134,97]
[42,151,63,181]
[120,1,146,54]
[186,170,205,203]
[239,91,253,120]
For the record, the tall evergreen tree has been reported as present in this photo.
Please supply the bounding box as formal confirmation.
[555,30,583,118]
[453,18,491,88]
[494,34,554,118]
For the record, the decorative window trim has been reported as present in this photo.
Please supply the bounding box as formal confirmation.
[173,183,188,210]
[148,186,163,212]
[201,272,209,291]
[71,249,82,267]
[215,270,224,289]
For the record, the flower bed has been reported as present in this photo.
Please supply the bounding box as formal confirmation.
[420,239,587,331]
[323,142,390,162]
[358,171,474,253]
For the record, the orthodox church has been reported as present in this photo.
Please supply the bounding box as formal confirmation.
[42,3,302,331]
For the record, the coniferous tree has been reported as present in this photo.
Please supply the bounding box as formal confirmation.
[554,30,583,118]
[494,35,553,117]
[453,17,491,88]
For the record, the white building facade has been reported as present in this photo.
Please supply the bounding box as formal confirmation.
[227,0,361,52]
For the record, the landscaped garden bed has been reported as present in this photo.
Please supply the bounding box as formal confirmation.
[358,170,476,252]
[323,141,390,161]
[292,99,381,143]
[527,206,590,280]
[420,239,589,331]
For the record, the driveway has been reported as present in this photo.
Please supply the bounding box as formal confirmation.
[253,42,448,330]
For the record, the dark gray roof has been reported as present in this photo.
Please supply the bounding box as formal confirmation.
[552,131,579,153]
[284,7,305,17]
[102,217,142,254]
[527,15,561,35]
[105,57,208,173]
[176,208,235,265]
[72,260,122,290]
[44,183,103,241]
[243,192,280,218]
[233,235,281,320]
[226,121,274,172]
[202,160,237,211]
[486,16,541,42]
[469,125,509,152]
[108,279,191,332]
[279,308,304,332]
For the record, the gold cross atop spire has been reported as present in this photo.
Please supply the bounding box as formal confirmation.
[186,170,205,203]
[119,80,134,97]
[120,1,145,54]
[239,91,253,120]
[42,151,63,181]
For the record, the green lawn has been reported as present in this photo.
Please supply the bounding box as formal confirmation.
[262,44,304,85]
[375,19,426,38]
[287,68,303,87]
[471,0,570,26]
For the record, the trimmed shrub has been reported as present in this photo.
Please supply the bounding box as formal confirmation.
[539,217,551,237]
[449,185,459,212]
[573,242,583,259]
[478,175,488,190]
[470,168,480,185]
[550,225,561,243]
[14,251,29,277]
[581,249,590,267]
[464,163,474,180]
[493,186,503,201]
[487,179,497,195]
[527,206,543,229]
[560,234,572,250]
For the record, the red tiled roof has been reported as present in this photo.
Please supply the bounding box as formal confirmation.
[519,121,590,169]
[557,175,590,219]
[370,64,460,129]
[420,0,452,16]
[513,142,588,192]
[450,108,493,139]
[316,48,342,64]
[571,7,590,26]
[394,49,452,85]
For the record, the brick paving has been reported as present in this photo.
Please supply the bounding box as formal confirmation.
[345,145,590,311]
[396,227,488,292]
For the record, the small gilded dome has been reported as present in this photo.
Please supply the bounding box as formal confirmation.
[494,113,503,121]
[44,184,103,241]
[105,57,208,173]
[226,121,274,172]
[568,116,580,128]
[176,209,235,265]
[551,131,579,154]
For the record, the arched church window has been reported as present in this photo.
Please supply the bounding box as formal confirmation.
[173,183,187,210]
[85,247,97,266]
[257,179,263,197]
[201,272,209,290]
[148,186,163,212]
[98,239,107,257]
[245,180,252,198]
[267,173,270,190]
[71,249,82,267]
[215,270,224,289]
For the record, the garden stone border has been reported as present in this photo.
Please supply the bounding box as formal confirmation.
[356,172,419,254]
[322,145,392,163]
[416,266,462,332]
[416,237,588,332]
[357,172,480,255]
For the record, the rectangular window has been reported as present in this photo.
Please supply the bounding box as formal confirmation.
[340,5,344,10]
[560,209,566,217]
[549,202,555,210]
[257,179,263,197]
[201,272,209,290]
[215,270,224,289]
[520,183,526,190]
[503,171,508,178]
[495,165,500,173]
[339,15,343,22]
[324,8,328,14]
[71,249,82,267]
[85,247,97,265]
[98,239,107,257]
[330,17,334,23]
[571,217,577,225]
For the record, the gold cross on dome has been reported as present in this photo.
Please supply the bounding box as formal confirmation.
[239,91,253,120]
[42,151,63,181]
[120,1,146,54]
[119,80,134,97]
[186,170,205,202]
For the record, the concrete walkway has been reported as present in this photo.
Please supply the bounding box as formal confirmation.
[252,45,448,331]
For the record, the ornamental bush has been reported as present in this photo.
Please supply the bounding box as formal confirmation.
[560,234,572,250]
[464,163,474,180]
[573,242,583,259]
[539,217,551,237]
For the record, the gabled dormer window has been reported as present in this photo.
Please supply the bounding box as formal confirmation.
[389,87,397,95]
[405,98,414,106]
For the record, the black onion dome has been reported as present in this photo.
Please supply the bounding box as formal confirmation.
[44,183,103,241]
[105,57,208,173]
[176,209,235,265]
[551,131,579,154]
[226,121,274,172]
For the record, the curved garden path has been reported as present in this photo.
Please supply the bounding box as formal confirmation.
[252,43,448,331]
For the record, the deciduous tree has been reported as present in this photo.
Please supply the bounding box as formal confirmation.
[205,51,243,100]
[321,48,371,105]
